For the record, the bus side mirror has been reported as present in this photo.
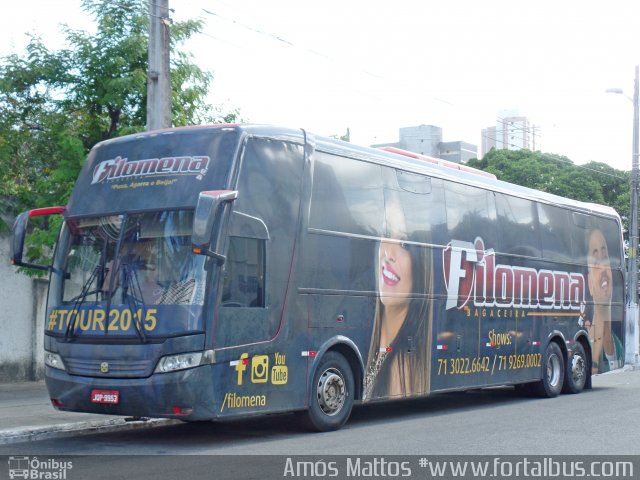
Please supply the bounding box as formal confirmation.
[11,211,30,267]
[11,206,65,271]
[192,190,238,263]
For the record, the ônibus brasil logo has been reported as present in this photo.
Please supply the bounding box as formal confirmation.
[443,237,585,312]
[91,155,210,184]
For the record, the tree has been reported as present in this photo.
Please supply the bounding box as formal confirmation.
[0,0,237,234]
[330,128,350,142]
[467,149,629,221]
[467,148,634,256]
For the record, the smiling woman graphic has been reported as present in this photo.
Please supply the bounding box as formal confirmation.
[585,228,624,373]
[364,192,433,400]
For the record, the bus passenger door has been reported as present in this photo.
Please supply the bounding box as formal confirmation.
[214,137,304,348]
[212,137,305,413]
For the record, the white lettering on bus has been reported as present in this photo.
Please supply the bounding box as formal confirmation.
[443,237,585,311]
[91,155,210,184]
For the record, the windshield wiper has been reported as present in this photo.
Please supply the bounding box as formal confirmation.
[120,261,148,343]
[64,264,100,341]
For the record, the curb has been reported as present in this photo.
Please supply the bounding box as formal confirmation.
[0,417,178,445]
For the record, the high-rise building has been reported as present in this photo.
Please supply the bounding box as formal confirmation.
[481,126,496,156]
[481,110,539,157]
[372,124,477,163]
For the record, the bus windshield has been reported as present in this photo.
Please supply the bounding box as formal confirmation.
[48,210,206,337]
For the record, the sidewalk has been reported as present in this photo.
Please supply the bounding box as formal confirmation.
[0,381,173,445]
[2,368,637,445]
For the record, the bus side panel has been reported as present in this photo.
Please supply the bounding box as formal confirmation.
[431,191,626,391]
[297,231,377,398]
[209,136,311,418]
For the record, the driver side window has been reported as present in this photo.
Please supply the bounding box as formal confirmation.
[221,236,265,307]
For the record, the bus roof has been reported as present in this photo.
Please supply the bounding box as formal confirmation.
[74,124,620,222]
[377,146,497,180]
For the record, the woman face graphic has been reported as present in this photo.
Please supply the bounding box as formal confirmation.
[587,229,612,305]
[378,202,413,307]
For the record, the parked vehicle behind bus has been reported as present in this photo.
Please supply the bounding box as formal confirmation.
[11,125,625,431]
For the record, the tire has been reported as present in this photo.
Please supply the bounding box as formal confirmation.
[533,341,564,398]
[562,342,588,394]
[303,351,354,432]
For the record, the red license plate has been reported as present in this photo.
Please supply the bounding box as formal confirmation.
[91,389,120,404]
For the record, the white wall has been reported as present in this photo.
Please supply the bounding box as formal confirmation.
[0,234,48,381]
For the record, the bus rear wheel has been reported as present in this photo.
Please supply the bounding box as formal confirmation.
[562,342,587,394]
[303,351,354,432]
[534,341,564,398]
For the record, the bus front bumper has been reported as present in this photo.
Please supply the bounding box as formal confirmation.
[45,364,218,421]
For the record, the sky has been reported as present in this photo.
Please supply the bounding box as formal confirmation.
[2,0,640,171]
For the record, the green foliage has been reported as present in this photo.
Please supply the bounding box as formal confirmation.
[330,128,351,142]
[0,0,238,268]
[467,148,630,232]
[17,215,64,278]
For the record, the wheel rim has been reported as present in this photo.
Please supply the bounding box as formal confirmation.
[316,367,346,416]
[547,352,562,388]
[571,353,586,386]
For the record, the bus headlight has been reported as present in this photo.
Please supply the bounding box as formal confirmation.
[45,352,66,371]
[155,351,210,374]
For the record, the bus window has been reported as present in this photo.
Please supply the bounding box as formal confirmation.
[388,169,446,243]
[467,186,498,248]
[396,169,432,194]
[571,213,622,269]
[495,193,540,257]
[444,182,471,241]
[57,211,205,307]
[576,215,625,373]
[310,152,384,236]
[221,236,265,308]
[538,203,573,262]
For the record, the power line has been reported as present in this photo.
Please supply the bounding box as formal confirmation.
[110,1,172,20]
[483,128,534,151]
[198,7,382,79]
[174,2,627,181]
[149,0,173,14]
[493,117,541,148]
[484,117,543,153]
[201,9,294,47]
[196,29,245,48]
[496,116,541,138]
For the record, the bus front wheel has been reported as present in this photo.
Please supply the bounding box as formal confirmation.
[304,351,354,432]
[534,341,564,398]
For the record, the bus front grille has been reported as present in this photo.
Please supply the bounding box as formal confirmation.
[64,358,154,378]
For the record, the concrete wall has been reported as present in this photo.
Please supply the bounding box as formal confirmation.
[0,234,48,382]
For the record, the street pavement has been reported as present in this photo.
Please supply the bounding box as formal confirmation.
[0,381,174,445]
[1,367,637,445]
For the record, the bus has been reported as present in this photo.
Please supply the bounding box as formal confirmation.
[10,124,625,431]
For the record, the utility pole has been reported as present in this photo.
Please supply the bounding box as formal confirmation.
[627,65,640,365]
[147,0,171,131]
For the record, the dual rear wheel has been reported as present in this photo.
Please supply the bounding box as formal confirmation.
[563,342,588,394]
[304,342,588,431]
[531,341,588,397]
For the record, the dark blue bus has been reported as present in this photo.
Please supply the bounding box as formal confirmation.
[11,125,625,431]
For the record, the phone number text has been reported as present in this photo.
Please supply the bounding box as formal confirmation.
[437,353,542,376]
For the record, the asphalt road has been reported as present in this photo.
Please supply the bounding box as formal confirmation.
[2,369,638,479]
